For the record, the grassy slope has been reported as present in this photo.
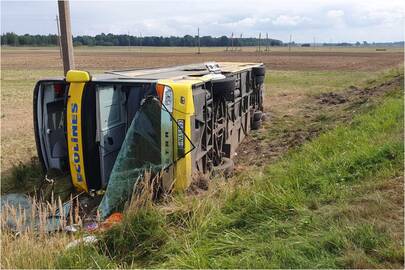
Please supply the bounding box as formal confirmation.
[55,70,404,269]
[158,89,403,269]
[163,94,403,269]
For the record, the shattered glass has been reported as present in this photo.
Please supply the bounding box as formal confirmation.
[97,97,192,219]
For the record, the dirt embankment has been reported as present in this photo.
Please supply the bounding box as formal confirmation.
[234,73,404,169]
[1,50,403,71]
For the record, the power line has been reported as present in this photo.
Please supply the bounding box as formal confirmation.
[55,15,62,59]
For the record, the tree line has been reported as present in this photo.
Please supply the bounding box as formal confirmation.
[1,32,283,47]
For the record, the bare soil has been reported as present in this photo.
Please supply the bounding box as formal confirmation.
[2,50,403,71]
[234,73,404,169]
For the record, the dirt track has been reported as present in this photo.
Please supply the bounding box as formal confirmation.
[2,50,403,71]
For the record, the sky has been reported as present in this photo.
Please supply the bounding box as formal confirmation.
[1,0,404,43]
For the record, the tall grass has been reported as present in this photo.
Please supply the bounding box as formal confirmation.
[0,193,82,269]
[164,91,403,269]
[1,70,402,269]
[52,82,403,268]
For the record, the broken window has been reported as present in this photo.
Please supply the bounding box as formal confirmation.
[97,97,192,219]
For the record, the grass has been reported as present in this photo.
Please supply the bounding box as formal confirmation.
[156,89,403,269]
[0,69,63,188]
[1,64,403,268]
[50,71,403,268]
[0,232,72,269]
[2,158,44,193]
[267,70,381,95]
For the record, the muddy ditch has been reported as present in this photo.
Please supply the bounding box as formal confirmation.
[234,74,403,169]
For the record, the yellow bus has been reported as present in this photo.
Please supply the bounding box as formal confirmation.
[33,62,265,217]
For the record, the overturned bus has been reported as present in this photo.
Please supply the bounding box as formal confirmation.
[33,62,265,217]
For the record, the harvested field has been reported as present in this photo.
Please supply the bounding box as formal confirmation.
[1,47,403,71]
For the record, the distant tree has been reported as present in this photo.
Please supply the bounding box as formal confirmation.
[1,33,284,47]
[219,36,229,46]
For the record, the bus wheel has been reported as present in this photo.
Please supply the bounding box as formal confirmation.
[251,120,262,130]
[253,111,262,121]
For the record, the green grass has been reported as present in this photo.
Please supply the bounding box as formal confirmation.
[267,70,376,95]
[267,67,403,95]
[158,91,403,269]
[55,75,403,268]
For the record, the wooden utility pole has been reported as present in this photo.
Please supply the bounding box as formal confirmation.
[231,32,234,51]
[128,31,131,51]
[197,27,200,54]
[288,34,292,54]
[57,0,75,75]
[139,32,143,51]
[55,15,63,59]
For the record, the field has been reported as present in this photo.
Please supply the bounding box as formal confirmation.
[0,46,404,268]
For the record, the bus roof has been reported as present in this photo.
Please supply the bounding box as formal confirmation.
[41,62,264,83]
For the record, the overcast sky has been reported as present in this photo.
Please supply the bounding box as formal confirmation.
[1,0,404,43]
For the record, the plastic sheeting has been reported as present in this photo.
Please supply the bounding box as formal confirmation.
[97,97,191,219]
[0,193,71,233]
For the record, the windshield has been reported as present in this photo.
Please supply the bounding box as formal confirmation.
[97,97,190,219]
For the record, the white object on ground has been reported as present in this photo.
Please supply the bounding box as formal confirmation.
[65,235,98,249]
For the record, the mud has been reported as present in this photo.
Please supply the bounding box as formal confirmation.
[318,92,347,105]
[234,74,403,169]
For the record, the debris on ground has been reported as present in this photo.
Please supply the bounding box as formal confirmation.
[317,92,347,105]
[100,212,123,230]
[65,235,98,250]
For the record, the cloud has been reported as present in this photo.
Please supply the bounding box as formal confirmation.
[326,10,344,19]
[1,0,404,42]
[272,15,311,26]
[325,9,345,27]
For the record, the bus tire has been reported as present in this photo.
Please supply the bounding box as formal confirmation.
[255,75,265,85]
[253,111,262,121]
[212,77,236,100]
[252,66,266,76]
[251,120,261,130]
